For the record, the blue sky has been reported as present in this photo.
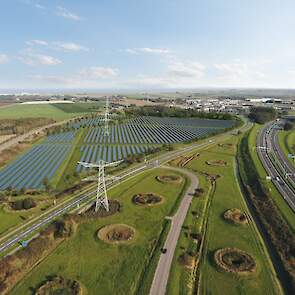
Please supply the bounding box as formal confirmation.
[0,0,295,90]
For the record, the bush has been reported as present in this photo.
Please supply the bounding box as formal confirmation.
[283,121,294,131]
[11,198,36,210]
[248,106,277,124]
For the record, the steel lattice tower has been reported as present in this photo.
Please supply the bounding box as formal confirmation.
[103,96,110,137]
[78,160,122,212]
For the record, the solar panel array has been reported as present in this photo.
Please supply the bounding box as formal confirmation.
[0,144,71,190]
[0,116,235,190]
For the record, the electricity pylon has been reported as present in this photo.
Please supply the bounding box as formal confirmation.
[103,96,110,137]
[78,160,122,212]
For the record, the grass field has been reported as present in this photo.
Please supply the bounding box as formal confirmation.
[10,168,187,295]
[278,129,295,166]
[167,136,282,295]
[0,103,103,120]
[0,194,54,235]
[52,102,104,113]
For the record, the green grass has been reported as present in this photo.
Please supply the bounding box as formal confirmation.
[0,194,54,235]
[277,129,295,166]
[0,104,79,120]
[248,125,295,231]
[10,168,188,295]
[168,136,282,295]
[52,102,104,113]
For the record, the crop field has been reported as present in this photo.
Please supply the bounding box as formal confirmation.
[9,168,187,295]
[0,102,104,120]
[52,102,104,113]
[0,116,235,190]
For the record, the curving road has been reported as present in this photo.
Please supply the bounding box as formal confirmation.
[149,166,198,295]
[0,120,250,256]
[257,122,295,212]
[0,138,219,255]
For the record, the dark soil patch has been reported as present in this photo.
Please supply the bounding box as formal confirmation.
[214,248,256,274]
[156,175,182,184]
[206,160,227,166]
[224,208,248,225]
[98,224,135,244]
[35,275,82,295]
[132,193,163,206]
[83,200,121,218]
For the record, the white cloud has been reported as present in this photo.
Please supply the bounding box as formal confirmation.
[79,67,119,79]
[56,6,82,21]
[52,42,89,52]
[0,54,9,64]
[32,66,119,87]
[26,40,89,52]
[125,47,171,56]
[19,51,61,66]
[214,61,267,86]
[26,39,48,46]
[21,0,46,10]
[131,60,206,88]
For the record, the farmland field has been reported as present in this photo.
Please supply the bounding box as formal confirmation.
[9,168,187,295]
[52,102,104,113]
[0,116,236,190]
[0,102,103,120]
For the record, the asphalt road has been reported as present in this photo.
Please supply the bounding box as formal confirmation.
[257,122,295,212]
[149,166,198,295]
[0,138,217,255]
[0,120,251,255]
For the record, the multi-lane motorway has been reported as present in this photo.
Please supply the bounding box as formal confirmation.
[0,136,228,255]
[257,121,295,212]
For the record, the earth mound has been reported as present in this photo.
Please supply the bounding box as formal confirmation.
[156,175,182,184]
[206,160,227,166]
[84,200,121,218]
[35,276,82,295]
[224,209,247,225]
[132,193,163,206]
[97,224,135,244]
[214,248,256,274]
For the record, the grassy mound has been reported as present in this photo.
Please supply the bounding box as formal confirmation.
[156,175,182,184]
[214,248,256,274]
[224,209,248,225]
[206,160,227,166]
[97,224,135,244]
[132,193,163,206]
[35,275,82,295]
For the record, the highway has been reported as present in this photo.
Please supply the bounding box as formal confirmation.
[149,166,198,295]
[0,137,226,255]
[0,120,250,255]
[257,122,295,212]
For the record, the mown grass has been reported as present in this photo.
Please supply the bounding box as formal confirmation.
[0,104,78,120]
[52,102,104,113]
[277,129,295,166]
[0,193,54,235]
[168,136,282,295]
[10,168,187,295]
